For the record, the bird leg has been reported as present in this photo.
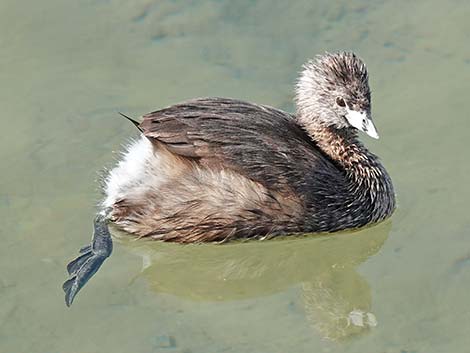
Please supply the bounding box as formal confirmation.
[63,211,113,306]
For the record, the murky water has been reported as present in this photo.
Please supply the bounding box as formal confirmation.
[1,0,470,352]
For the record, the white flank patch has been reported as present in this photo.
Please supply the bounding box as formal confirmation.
[102,136,156,208]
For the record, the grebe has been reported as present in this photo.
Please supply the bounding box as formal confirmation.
[63,52,395,306]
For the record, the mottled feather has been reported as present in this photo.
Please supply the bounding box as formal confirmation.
[140,97,342,194]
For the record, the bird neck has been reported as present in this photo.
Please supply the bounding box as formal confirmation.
[304,122,395,225]
[308,124,376,171]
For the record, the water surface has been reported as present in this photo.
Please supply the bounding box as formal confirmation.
[1,1,470,352]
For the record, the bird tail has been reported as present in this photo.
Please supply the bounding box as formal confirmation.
[118,112,142,132]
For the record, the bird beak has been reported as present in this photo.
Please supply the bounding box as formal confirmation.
[345,108,379,139]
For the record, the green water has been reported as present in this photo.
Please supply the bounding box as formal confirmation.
[1,0,470,352]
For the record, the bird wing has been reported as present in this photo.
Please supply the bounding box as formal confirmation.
[140,97,337,191]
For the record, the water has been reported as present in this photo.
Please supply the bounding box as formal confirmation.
[1,0,469,352]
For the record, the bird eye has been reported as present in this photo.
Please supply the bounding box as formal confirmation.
[336,97,346,107]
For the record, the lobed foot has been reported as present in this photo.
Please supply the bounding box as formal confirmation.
[63,213,113,307]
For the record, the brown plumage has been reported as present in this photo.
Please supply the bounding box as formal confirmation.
[108,136,305,243]
[63,52,395,306]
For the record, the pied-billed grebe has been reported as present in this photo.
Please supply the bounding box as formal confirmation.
[63,52,395,306]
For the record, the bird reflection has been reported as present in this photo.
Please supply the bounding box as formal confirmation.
[113,220,390,341]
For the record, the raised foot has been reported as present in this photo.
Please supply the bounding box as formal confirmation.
[63,214,113,307]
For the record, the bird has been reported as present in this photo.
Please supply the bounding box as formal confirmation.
[63,51,395,306]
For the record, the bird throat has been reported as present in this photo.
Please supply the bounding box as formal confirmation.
[312,124,395,221]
